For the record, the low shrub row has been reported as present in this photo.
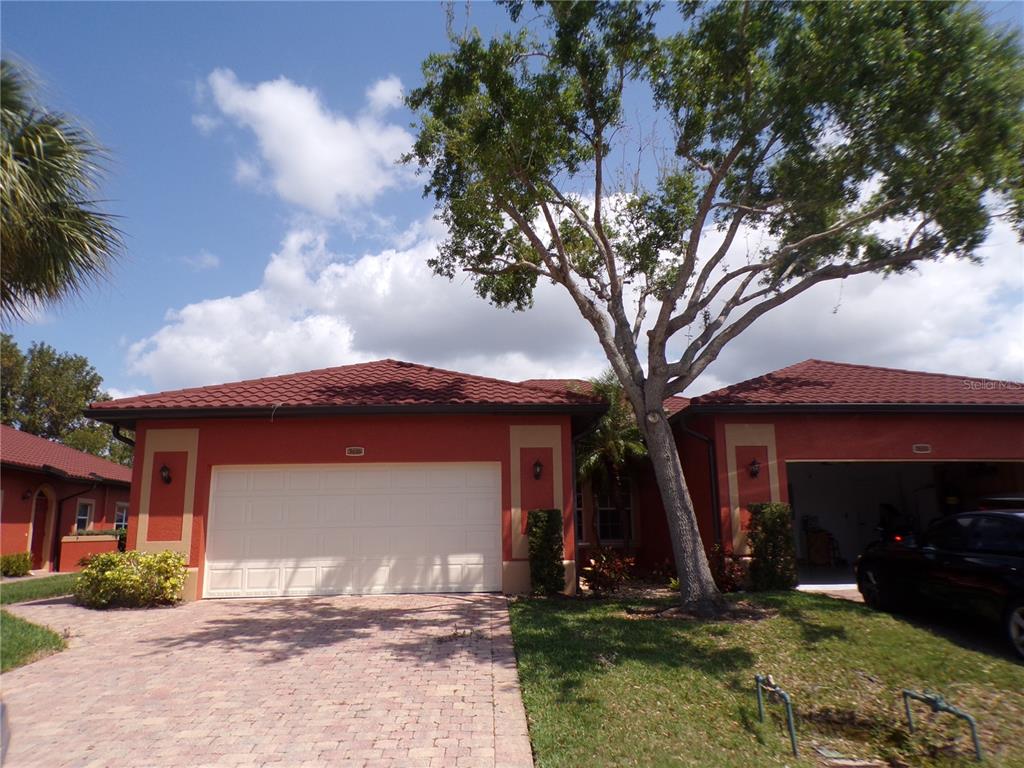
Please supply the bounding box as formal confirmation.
[74,550,187,608]
[1,552,32,577]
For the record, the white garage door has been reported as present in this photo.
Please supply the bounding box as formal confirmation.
[204,463,502,598]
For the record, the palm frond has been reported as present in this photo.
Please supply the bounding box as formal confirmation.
[1,59,122,323]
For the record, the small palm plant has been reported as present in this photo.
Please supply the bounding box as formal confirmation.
[1,60,121,322]
[575,370,647,548]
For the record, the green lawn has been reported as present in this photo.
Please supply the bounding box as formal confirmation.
[0,574,76,671]
[0,573,77,605]
[0,610,65,672]
[509,592,1024,768]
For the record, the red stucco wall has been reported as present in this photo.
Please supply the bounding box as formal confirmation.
[0,465,129,569]
[129,413,576,594]
[711,411,1024,553]
[626,410,1024,569]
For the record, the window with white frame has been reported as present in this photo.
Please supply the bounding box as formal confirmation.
[114,502,129,530]
[75,499,94,533]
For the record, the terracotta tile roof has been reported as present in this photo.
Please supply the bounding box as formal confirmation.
[0,425,131,484]
[88,360,604,418]
[689,359,1024,409]
[519,379,690,416]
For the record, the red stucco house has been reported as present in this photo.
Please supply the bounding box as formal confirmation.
[0,425,131,572]
[85,360,604,600]
[83,357,1023,600]
[556,360,1023,579]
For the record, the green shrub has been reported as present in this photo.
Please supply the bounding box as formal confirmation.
[1,552,32,577]
[527,508,565,595]
[747,502,797,591]
[74,550,187,609]
[580,547,634,595]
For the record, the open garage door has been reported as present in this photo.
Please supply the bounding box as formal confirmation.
[204,463,502,598]
[787,461,1024,581]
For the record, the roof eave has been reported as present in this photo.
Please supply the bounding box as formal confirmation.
[84,401,608,428]
[679,402,1024,416]
[0,459,130,486]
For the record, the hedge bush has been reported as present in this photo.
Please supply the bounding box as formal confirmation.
[747,502,797,591]
[0,552,32,577]
[527,508,565,595]
[74,550,187,609]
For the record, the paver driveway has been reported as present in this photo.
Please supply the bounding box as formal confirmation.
[2,594,533,768]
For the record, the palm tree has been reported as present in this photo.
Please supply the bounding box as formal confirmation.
[576,369,647,548]
[1,59,121,322]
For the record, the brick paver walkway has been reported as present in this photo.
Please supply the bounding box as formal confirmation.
[1,594,533,768]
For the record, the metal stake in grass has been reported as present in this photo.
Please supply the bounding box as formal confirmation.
[902,689,983,762]
[755,674,798,757]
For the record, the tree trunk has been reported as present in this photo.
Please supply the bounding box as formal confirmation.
[642,411,722,613]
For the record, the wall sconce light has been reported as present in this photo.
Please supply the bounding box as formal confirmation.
[533,459,544,480]
[748,458,761,479]
[159,464,172,485]
[21,488,34,501]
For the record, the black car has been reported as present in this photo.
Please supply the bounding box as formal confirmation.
[855,510,1024,659]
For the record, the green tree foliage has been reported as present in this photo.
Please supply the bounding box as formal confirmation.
[1,59,121,322]
[1,334,132,465]
[575,370,647,546]
[406,0,1023,607]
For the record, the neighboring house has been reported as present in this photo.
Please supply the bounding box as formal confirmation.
[0,425,131,572]
[85,360,604,600]
[537,360,1024,577]
[84,358,1024,600]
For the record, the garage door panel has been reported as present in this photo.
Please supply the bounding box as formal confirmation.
[390,498,430,526]
[246,531,283,559]
[282,567,317,591]
[318,496,355,525]
[285,470,322,491]
[245,568,280,591]
[282,530,320,559]
[250,499,283,527]
[212,499,248,529]
[205,463,501,597]
[214,470,250,493]
[252,471,286,491]
[317,528,354,557]
[207,529,246,560]
[207,567,243,594]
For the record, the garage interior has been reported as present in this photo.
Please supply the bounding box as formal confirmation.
[786,460,1024,584]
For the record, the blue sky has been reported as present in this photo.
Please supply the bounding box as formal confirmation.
[3,1,1023,398]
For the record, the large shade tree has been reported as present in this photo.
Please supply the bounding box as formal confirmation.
[406,0,1024,610]
[1,59,121,322]
[1,334,133,466]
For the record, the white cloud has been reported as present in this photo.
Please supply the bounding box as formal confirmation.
[182,249,221,272]
[683,217,1024,395]
[126,224,602,390]
[191,114,222,135]
[204,69,413,218]
[233,157,262,186]
[366,75,404,114]
[125,216,1023,397]
[106,387,146,401]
